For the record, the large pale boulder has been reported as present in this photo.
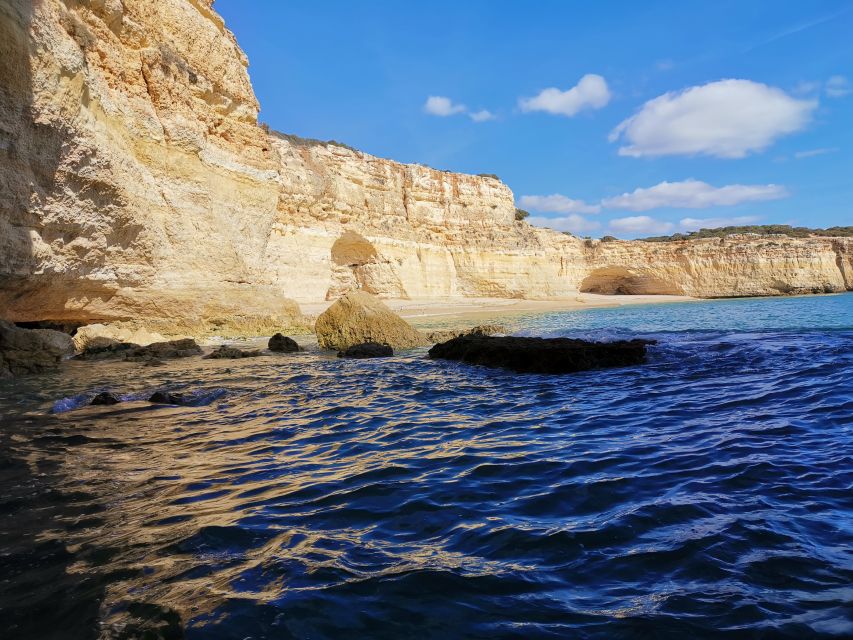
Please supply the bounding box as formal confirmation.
[0,320,74,377]
[315,291,428,350]
[73,323,167,352]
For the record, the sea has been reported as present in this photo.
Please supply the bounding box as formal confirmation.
[1,293,851,639]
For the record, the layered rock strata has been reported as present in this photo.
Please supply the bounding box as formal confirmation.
[1,0,850,333]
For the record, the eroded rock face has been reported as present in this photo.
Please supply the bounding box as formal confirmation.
[73,324,166,352]
[0,0,849,334]
[315,291,427,351]
[0,320,74,377]
[428,334,655,374]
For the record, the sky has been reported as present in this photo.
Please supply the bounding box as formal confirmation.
[216,0,852,238]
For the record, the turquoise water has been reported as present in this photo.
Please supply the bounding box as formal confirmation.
[0,293,851,639]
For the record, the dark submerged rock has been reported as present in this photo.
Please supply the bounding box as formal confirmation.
[148,391,189,405]
[203,345,263,359]
[337,342,394,359]
[428,334,655,374]
[124,339,202,362]
[268,333,300,352]
[426,323,506,344]
[90,392,121,406]
[74,338,138,360]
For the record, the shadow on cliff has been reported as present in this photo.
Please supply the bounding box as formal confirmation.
[0,6,108,638]
[0,0,74,324]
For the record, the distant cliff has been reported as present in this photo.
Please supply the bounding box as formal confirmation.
[1,0,850,331]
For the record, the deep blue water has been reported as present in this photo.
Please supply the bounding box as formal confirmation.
[1,294,851,639]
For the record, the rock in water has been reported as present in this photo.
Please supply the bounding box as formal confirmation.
[0,320,74,377]
[149,391,188,405]
[268,333,300,352]
[426,323,506,343]
[73,323,166,352]
[337,342,394,358]
[315,291,427,351]
[90,392,121,405]
[203,345,263,359]
[428,334,654,374]
[124,339,202,362]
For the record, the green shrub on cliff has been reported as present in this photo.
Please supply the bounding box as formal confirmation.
[515,208,530,221]
[640,225,853,242]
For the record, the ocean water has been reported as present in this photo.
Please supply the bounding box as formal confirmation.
[1,294,851,639]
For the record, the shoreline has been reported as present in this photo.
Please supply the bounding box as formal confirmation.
[300,293,698,328]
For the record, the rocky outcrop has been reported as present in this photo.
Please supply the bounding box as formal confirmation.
[268,333,300,352]
[0,320,74,377]
[73,323,166,352]
[337,342,394,359]
[429,335,654,374]
[0,0,850,333]
[203,345,262,359]
[124,339,202,361]
[426,324,506,344]
[315,291,427,350]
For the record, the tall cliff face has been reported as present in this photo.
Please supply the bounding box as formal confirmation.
[1,0,850,329]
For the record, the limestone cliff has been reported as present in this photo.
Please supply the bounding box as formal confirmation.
[1,0,850,331]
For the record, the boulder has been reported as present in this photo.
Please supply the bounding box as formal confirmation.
[337,342,394,359]
[203,345,263,359]
[428,334,655,374]
[268,333,300,352]
[426,323,506,344]
[124,339,202,362]
[90,392,121,405]
[315,291,427,350]
[0,320,74,377]
[148,391,189,405]
[73,338,139,361]
[73,323,165,352]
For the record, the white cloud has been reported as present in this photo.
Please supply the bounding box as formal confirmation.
[469,109,496,122]
[519,74,611,117]
[609,216,674,236]
[609,79,817,158]
[601,179,788,211]
[794,147,839,159]
[518,193,601,214]
[679,216,760,231]
[528,214,601,234]
[424,96,466,116]
[793,80,821,95]
[826,75,851,98]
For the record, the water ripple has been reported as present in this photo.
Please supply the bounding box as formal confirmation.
[0,295,852,638]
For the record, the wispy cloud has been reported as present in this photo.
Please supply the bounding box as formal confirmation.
[601,180,788,211]
[609,216,674,236]
[826,75,851,98]
[423,96,466,116]
[528,214,601,234]
[519,74,611,117]
[794,147,839,159]
[469,109,496,122]
[743,7,852,53]
[610,79,817,158]
[424,97,496,123]
[679,215,760,231]
[517,194,601,214]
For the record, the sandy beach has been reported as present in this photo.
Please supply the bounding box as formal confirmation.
[300,293,697,327]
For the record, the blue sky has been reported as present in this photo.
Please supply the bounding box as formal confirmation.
[217,0,852,238]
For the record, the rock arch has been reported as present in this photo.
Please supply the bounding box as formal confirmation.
[326,231,408,299]
[579,267,682,295]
